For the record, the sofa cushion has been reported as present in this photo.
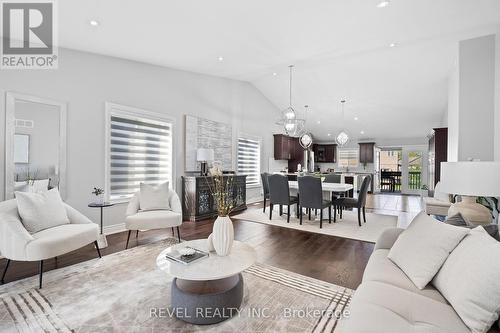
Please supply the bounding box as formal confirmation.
[26,223,98,260]
[388,211,469,289]
[433,227,500,333]
[363,249,448,304]
[423,197,453,208]
[125,210,182,230]
[343,280,470,333]
[15,188,70,233]
[139,182,171,211]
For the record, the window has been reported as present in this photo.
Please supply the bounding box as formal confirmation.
[105,104,173,201]
[337,148,359,168]
[237,137,261,187]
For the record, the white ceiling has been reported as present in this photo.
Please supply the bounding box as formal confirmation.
[55,1,500,140]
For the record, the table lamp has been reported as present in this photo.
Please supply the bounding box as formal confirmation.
[440,162,500,225]
[197,148,214,176]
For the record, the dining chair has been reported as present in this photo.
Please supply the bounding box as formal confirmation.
[298,176,332,228]
[261,172,270,213]
[268,174,299,223]
[334,175,371,226]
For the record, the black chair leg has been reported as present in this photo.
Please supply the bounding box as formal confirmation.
[39,260,44,289]
[125,230,132,249]
[1,259,11,284]
[315,209,318,216]
[279,205,283,216]
[269,204,273,220]
[263,197,267,213]
[176,226,181,243]
[287,205,290,223]
[296,202,300,218]
[308,209,311,220]
[363,206,366,223]
[172,227,175,236]
[357,208,362,227]
[136,230,139,238]
[299,206,303,225]
[320,210,323,229]
[340,206,343,219]
[94,241,102,258]
[334,205,337,223]
[329,206,332,224]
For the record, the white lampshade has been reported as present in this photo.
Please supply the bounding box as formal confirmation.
[196,148,214,162]
[440,162,500,197]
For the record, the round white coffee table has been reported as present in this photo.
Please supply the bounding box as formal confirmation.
[156,239,256,324]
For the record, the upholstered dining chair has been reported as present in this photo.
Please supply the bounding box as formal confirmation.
[268,174,299,223]
[0,199,100,289]
[261,172,271,213]
[298,176,332,228]
[334,175,371,226]
[125,189,183,248]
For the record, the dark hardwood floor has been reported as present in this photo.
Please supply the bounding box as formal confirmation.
[0,195,421,290]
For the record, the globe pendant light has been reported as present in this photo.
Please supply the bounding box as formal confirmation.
[299,105,313,149]
[283,65,297,134]
[336,100,350,146]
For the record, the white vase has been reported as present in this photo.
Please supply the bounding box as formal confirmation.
[212,216,234,256]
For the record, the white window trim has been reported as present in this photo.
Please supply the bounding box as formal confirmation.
[236,133,262,189]
[104,102,176,203]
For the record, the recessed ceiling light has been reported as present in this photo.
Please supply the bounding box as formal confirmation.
[218,56,224,62]
[89,20,99,27]
[389,43,397,48]
[327,133,331,137]
[377,1,390,8]
[360,131,365,135]
[354,117,359,121]
[272,72,277,76]
[317,120,321,124]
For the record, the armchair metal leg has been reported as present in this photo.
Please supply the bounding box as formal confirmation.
[1,259,11,284]
[363,206,366,223]
[39,260,44,289]
[125,230,132,249]
[176,226,181,243]
[94,241,102,258]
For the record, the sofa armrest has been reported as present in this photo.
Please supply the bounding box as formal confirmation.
[64,203,92,224]
[126,194,140,216]
[0,213,34,260]
[374,228,405,250]
[169,191,182,215]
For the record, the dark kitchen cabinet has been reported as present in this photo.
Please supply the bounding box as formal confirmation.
[313,144,336,163]
[274,134,291,160]
[428,127,447,191]
[359,142,375,164]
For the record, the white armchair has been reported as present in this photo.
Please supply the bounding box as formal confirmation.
[125,190,183,248]
[0,199,100,289]
[423,181,453,216]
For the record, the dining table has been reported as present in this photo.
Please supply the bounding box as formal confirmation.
[287,180,354,195]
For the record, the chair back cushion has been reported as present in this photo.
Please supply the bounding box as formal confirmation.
[324,174,341,183]
[434,181,451,202]
[268,174,290,205]
[15,188,70,233]
[298,176,323,209]
[139,182,171,211]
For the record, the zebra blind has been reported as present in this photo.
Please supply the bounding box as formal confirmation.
[237,137,261,187]
[108,113,173,201]
[338,148,359,168]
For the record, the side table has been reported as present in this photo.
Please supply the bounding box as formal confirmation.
[88,202,114,249]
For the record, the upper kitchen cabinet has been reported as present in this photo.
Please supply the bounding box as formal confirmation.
[274,134,291,160]
[313,144,337,163]
[358,142,375,164]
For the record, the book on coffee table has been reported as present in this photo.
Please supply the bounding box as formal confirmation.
[165,247,209,265]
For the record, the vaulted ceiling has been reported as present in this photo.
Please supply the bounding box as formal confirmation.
[55,1,500,140]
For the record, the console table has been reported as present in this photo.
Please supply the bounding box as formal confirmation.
[181,175,247,221]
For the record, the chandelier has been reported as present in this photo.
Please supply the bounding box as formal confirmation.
[276,65,307,137]
[335,100,350,146]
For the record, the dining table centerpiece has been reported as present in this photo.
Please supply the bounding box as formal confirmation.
[205,166,235,256]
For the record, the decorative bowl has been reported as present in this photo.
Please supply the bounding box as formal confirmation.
[178,247,196,257]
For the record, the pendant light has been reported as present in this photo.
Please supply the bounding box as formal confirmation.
[299,105,313,149]
[283,65,298,136]
[336,100,350,146]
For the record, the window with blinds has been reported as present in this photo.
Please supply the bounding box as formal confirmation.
[107,111,173,201]
[338,148,359,168]
[237,137,261,187]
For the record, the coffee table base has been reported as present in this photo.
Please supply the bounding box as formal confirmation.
[171,273,244,325]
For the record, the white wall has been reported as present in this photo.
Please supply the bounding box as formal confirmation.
[447,60,459,162]
[0,48,280,228]
[495,29,500,162]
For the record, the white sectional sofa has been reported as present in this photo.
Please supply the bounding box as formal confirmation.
[343,227,500,333]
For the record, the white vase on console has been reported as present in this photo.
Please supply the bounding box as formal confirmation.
[209,216,234,256]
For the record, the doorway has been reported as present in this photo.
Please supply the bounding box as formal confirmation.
[378,148,402,193]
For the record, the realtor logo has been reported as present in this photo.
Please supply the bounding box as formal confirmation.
[1,0,58,69]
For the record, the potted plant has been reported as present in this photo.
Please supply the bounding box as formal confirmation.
[420,184,429,199]
[92,187,105,205]
[205,166,235,256]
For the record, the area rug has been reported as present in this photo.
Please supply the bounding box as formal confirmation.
[235,207,398,243]
[0,238,353,333]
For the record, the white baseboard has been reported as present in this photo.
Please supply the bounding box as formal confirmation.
[103,223,127,235]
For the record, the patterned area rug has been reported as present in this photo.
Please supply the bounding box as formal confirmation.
[236,207,398,243]
[0,238,353,333]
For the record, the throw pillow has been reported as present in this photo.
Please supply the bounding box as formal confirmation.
[445,214,499,241]
[387,211,469,289]
[444,213,470,226]
[433,227,500,333]
[139,182,171,211]
[15,188,70,233]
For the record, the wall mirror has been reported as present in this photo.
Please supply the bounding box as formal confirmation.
[5,92,67,199]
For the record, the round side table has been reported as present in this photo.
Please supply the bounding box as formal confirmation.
[88,202,114,249]
[157,239,256,324]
